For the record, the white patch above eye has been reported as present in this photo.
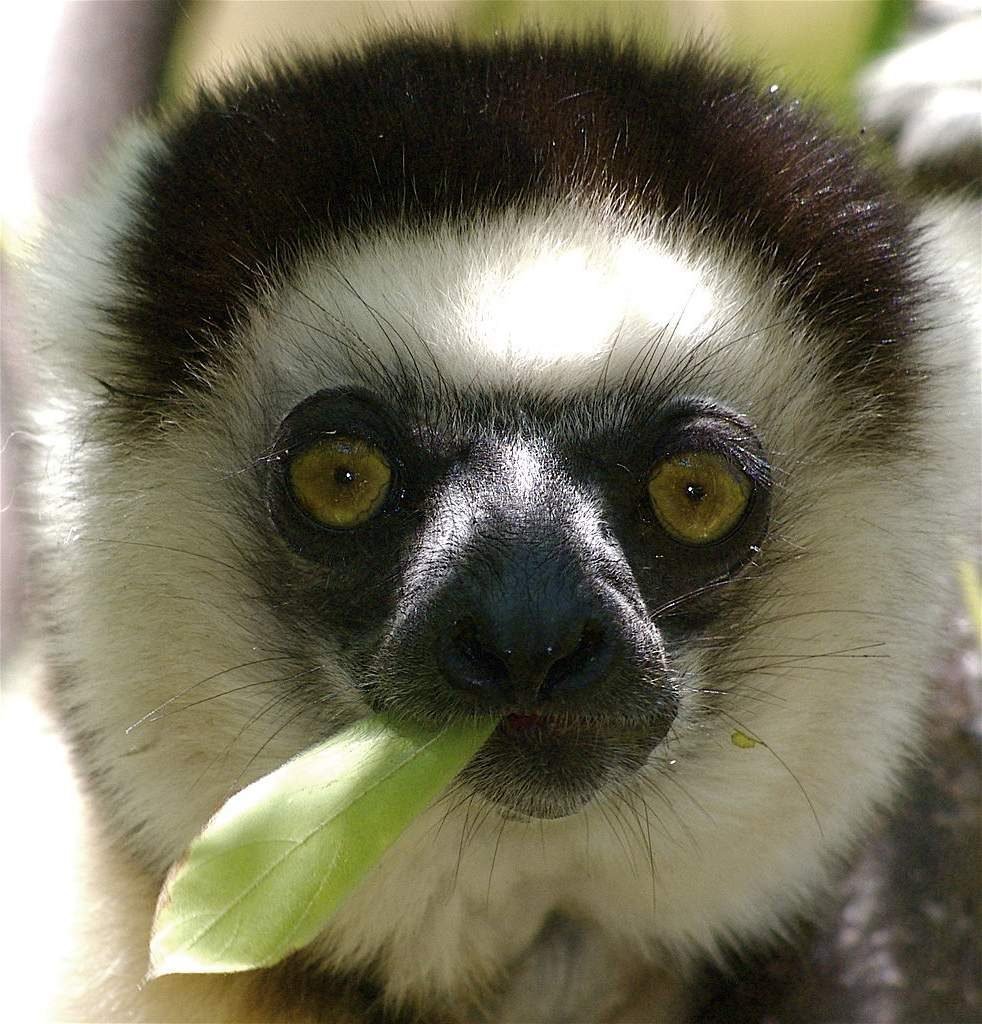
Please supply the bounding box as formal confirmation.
[613,239,717,335]
[469,237,715,364]
[250,200,763,409]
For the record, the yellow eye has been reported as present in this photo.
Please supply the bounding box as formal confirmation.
[647,451,752,545]
[289,437,392,529]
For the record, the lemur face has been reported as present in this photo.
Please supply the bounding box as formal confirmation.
[255,248,776,821]
[264,391,763,818]
[29,34,974,1008]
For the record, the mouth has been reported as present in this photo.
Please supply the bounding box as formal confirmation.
[458,711,670,820]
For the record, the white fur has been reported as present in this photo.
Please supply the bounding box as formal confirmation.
[28,164,978,1020]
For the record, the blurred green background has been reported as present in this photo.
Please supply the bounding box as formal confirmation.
[174,0,911,117]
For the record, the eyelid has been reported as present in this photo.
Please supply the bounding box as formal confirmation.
[653,416,768,486]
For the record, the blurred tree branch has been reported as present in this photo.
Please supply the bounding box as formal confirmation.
[29,0,183,206]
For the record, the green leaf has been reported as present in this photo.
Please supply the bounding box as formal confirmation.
[148,714,496,978]
[730,729,760,750]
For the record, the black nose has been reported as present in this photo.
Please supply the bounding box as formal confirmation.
[438,595,615,704]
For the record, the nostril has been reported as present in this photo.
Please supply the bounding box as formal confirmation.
[441,618,510,695]
[541,620,610,697]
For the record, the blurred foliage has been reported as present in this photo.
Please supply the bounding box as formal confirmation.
[962,564,982,642]
[173,2,916,128]
[458,0,915,123]
[863,0,916,59]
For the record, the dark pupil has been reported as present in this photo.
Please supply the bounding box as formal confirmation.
[334,465,357,488]
[685,482,706,503]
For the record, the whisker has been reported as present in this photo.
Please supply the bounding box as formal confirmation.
[229,701,313,794]
[718,712,824,838]
[142,663,325,730]
[125,655,294,733]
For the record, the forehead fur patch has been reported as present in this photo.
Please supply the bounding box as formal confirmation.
[105,35,923,434]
